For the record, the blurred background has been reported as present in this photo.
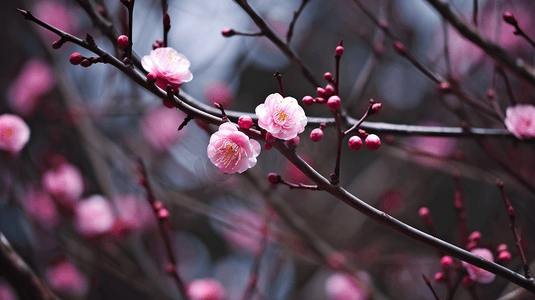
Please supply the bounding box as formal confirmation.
[1,0,535,299]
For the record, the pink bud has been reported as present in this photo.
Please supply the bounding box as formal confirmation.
[315,97,326,104]
[117,35,129,50]
[158,208,169,220]
[310,128,323,142]
[264,142,272,150]
[434,272,444,283]
[287,136,300,147]
[498,251,512,263]
[52,41,62,49]
[348,136,362,150]
[466,241,477,251]
[324,84,334,97]
[468,231,481,243]
[393,41,406,56]
[162,99,174,108]
[316,87,326,98]
[238,116,253,129]
[418,207,430,219]
[221,28,235,37]
[163,13,170,26]
[462,275,474,287]
[496,243,508,253]
[335,46,344,57]
[147,72,157,83]
[80,59,92,68]
[302,95,314,106]
[439,81,451,93]
[365,134,381,150]
[187,278,226,300]
[370,103,382,114]
[324,72,333,82]
[327,96,341,111]
[440,256,453,269]
[503,11,517,25]
[154,201,164,210]
[267,173,280,184]
[69,53,83,65]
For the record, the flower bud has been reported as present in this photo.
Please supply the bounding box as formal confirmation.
[302,95,314,106]
[418,207,430,219]
[365,134,381,150]
[310,128,323,142]
[440,256,453,269]
[315,97,326,104]
[503,11,517,25]
[69,53,84,65]
[335,46,344,57]
[287,136,300,147]
[221,28,235,37]
[80,59,92,68]
[165,263,175,275]
[267,173,280,184]
[238,116,253,129]
[496,243,508,253]
[147,72,157,83]
[264,142,272,150]
[370,103,382,114]
[158,208,169,220]
[52,41,62,49]
[468,231,481,243]
[487,89,495,100]
[434,272,445,283]
[323,72,333,82]
[316,87,326,98]
[266,132,276,143]
[439,81,451,93]
[162,99,174,108]
[348,136,363,150]
[393,41,406,56]
[327,95,341,111]
[163,13,170,26]
[498,251,512,263]
[324,84,334,97]
[117,35,129,50]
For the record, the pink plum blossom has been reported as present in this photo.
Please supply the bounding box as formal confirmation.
[461,248,496,284]
[75,195,115,237]
[187,278,226,300]
[42,162,84,205]
[141,107,186,151]
[0,114,30,155]
[45,259,88,296]
[221,208,265,254]
[0,281,17,300]
[325,273,365,300]
[141,47,193,91]
[7,58,55,117]
[113,194,155,232]
[207,122,261,174]
[255,93,307,140]
[504,104,535,140]
[22,187,59,229]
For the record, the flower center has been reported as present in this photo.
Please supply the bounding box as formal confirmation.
[214,140,241,168]
[523,119,531,127]
[274,109,289,124]
[1,128,13,139]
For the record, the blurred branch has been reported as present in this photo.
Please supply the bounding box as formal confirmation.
[286,0,309,45]
[425,0,535,88]
[0,232,61,300]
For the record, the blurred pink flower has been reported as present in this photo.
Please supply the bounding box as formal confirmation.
[283,153,313,184]
[42,162,84,205]
[113,194,155,232]
[221,208,265,254]
[256,93,307,140]
[45,259,88,296]
[204,81,234,108]
[325,273,365,300]
[34,0,77,42]
[22,187,59,229]
[409,121,456,167]
[141,47,193,91]
[7,58,55,117]
[75,195,115,237]
[0,114,30,155]
[0,281,17,300]
[207,123,261,174]
[462,248,496,284]
[141,107,186,151]
[504,104,535,140]
[187,278,226,300]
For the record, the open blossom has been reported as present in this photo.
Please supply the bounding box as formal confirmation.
[0,114,30,155]
[75,195,115,237]
[325,273,365,300]
[45,259,88,296]
[461,248,496,284]
[187,278,226,300]
[207,122,261,174]
[141,47,193,90]
[255,93,307,140]
[22,187,59,229]
[43,162,84,204]
[504,104,535,140]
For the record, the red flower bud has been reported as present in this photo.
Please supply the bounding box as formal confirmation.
[163,13,170,26]
[323,72,333,82]
[310,128,323,142]
[238,116,253,129]
[503,11,517,25]
[267,173,280,184]
[498,251,512,263]
[316,87,326,98]
[365,134,381,150]
[324,84,334,97]
[221,28,235,37]
[468,231,482,242]
[393,41,406,56]
[348,136,363,151]
[327,95,341,111]
[69,52,84,65]
[302,95,314,106]
[440,256,453,269]
[335,46,344,57]
[117,35,129,50]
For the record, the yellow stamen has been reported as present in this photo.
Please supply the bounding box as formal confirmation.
[214,140,241,168]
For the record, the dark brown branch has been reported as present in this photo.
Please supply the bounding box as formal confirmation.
[233,0,321,88]
[286,0,309,45]
[497,181,534,280]
[0,232,61,300]
[425,0,535,87]
[473,0,478,27]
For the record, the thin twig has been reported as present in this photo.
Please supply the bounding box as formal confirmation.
[497,181,534,281]
[453,170,468,247]
[423,274,442,300]
[472,0,478,27]
[286,0,309,45]
[495,66,518,105]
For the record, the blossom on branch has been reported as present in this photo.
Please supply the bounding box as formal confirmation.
[461,248,496,284]
[207,123,261,174]
[187,278,226,300]
[0,114,30,155]
[255,93,307,140]
[504,104,535,140]
[141,47,193,90]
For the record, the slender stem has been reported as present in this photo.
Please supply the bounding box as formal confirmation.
[331,111,343,185]
[138,160,189,300]
[126,0,134,64]
[425,0,535,88]
[496,66,518,105]
[453,170,468,247]
[442,20,452,79]
[286,0,309,45]
[472,0,478,27]
[497,181,534,280]
[279,178,321,190]
[423,274,442,300]
[161,0,169,47]
[275,71,285,97]
[335,39,342,95]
